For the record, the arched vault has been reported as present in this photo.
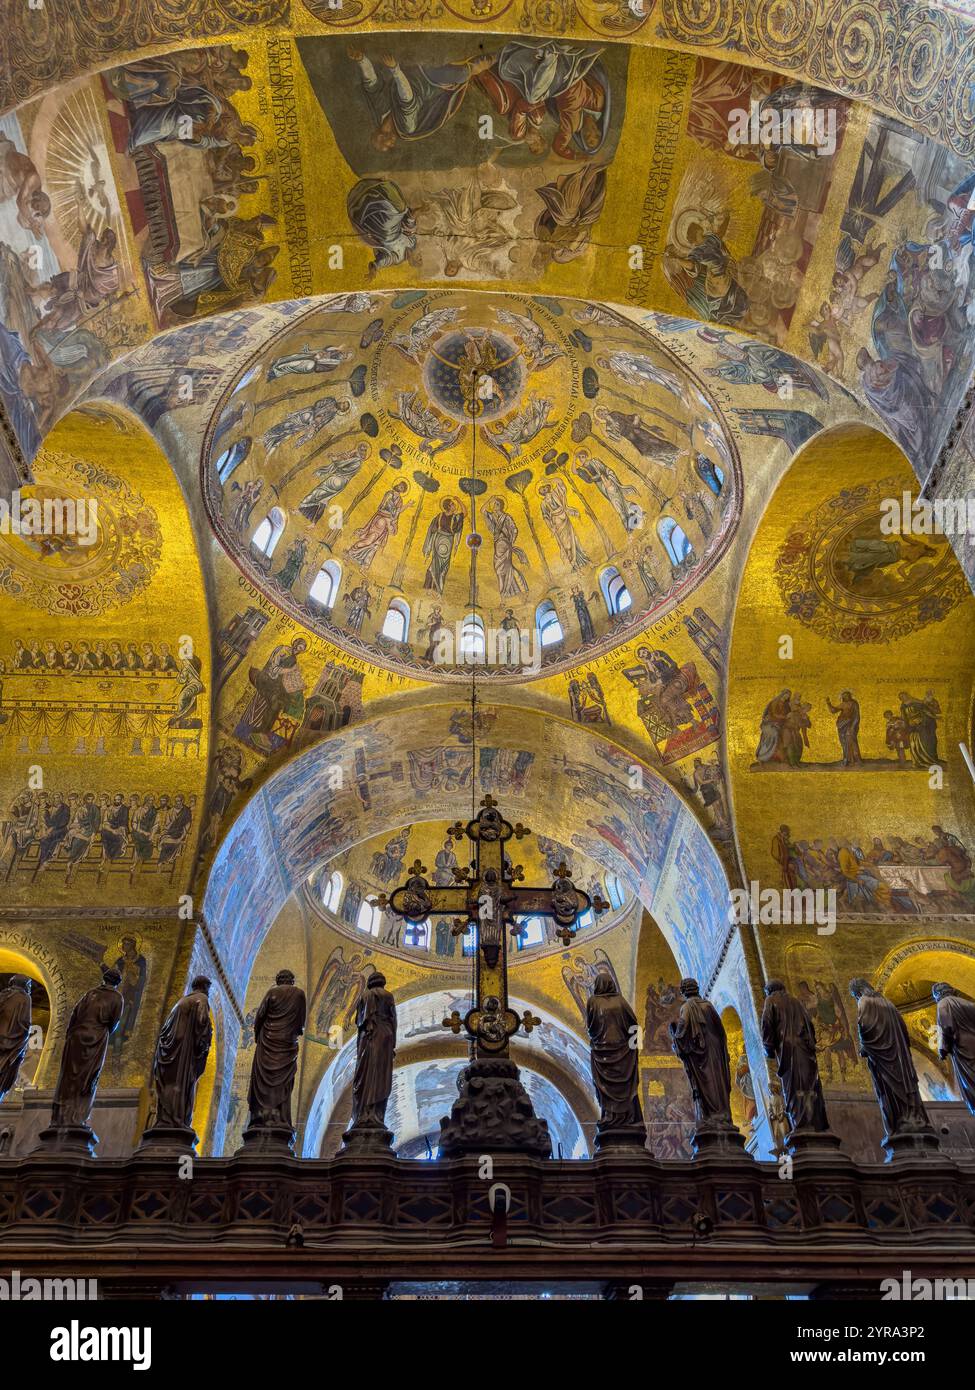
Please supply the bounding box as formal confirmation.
[203,702,734,1000]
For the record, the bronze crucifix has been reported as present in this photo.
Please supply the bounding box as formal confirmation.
[374,795,608,1060]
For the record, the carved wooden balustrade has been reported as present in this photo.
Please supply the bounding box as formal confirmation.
[1,1149,974,1297]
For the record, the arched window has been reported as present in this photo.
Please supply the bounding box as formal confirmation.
[576,907,594,930]
[308,559,341,611]
[403,918,429,949]
[462,924,477,956]
[460,613,485,661]
[599,566,632,616]
[232,363,261,395]
[216,437,251,484]
[320,870,343,913]
[381,598,410,643]
[535,600,564,647]
[606,874,625,910]
[695,454,725,496]
[515,916,546,949]
[251,508,285,560]
[658,517,694,569]
[356,899,382,936]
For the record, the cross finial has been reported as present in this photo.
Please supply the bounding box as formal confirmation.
[480,793,498,809]
[554,861,572,880]
[452,864,472,883]
[509,863,525,882]
[442,1010,463,1035]
[512,821,531,840]
[450,917,470,938]
[592,893,610,914]
[555,924,577,947]
[408,858,428,876]
[369,893,389,910]
[447,820,466,840]
[520,1010,541,1035]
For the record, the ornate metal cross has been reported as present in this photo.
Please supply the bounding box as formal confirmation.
[374,795,608,1060]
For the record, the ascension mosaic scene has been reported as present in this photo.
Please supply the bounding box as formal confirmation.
[3,0,975,1325]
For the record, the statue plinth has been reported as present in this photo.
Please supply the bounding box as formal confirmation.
[33,1124,98,1157]
[690,1120,749,1159]
[236,1123,297,1158]
[786,1127,846,1158]
[339,1121,395,1156]
[882,1126,943,1162]
[594,1123,651,1156]
[438,1058,551,1159]
[136,1124,199,1157]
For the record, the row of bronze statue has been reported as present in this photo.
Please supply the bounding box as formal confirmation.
[0,966,973,1160]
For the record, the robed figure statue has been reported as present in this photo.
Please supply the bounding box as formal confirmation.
[670,977,744,1154]
[342,971,397,1153]
[37,965,124,1154]
[0,975,32,1105]
[140,976,213,1152]
[586,973,647,1151]
[241,969,306,1154]
[760,980,834,1146]
[850,978,938,1158]
[933,982,975,1115]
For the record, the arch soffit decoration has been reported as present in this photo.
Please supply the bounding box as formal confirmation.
[5,3,975,163]
[203,702,732,1002]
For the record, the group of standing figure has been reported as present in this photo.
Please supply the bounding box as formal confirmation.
[584,972,975,1161]
[0,963,397,1158]
[1,963,973,1160]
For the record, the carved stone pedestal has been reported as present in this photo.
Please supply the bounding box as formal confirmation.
[787,1127,846,1158]
[33,1124,98,1157]
[136,1124,199,1157]
[691,1121,749,1159]
[438,1058,551,1158]
[594,1123,650,1156]
[236,1123,296,1158]
[883,1126,943,1162]
[340,1121,395,1156]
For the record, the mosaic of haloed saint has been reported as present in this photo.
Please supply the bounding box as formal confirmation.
[203,289,739,680]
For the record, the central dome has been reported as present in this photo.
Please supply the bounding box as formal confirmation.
[202,290,740,680]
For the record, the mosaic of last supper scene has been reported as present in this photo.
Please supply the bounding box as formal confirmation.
[3,0,975,1326]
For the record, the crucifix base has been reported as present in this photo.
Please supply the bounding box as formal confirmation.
[438,1058,551,1159]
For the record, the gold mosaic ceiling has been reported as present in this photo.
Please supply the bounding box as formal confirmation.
[203,289,739,678]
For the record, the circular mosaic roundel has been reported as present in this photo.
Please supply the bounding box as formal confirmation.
[776,478,970,644]
[422,329,526,424]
